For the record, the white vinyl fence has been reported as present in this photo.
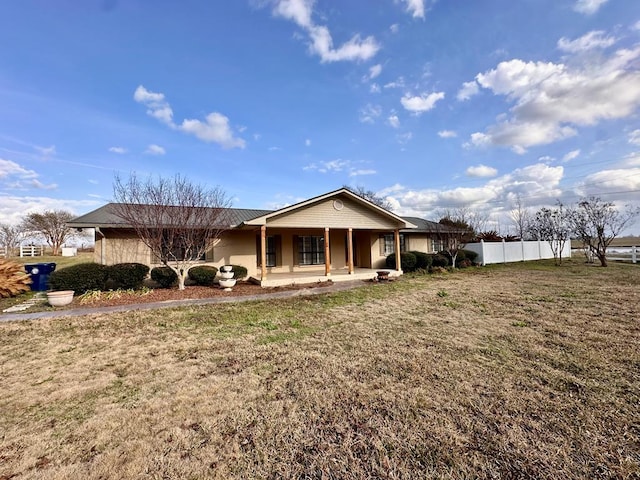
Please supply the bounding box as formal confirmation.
[465,239,572,266]
[19,245,44,257]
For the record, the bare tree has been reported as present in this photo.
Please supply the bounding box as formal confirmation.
[509,193,532,240]
[22,210,76,256]
[434,216,475,268]
[112,173,232,290]
[531,203,571,265]
[570,197,639,267]
[0,223,24,257]
[343,185,393,210]
[436,206,489,236]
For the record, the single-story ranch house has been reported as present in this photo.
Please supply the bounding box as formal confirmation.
[68,188,455,287]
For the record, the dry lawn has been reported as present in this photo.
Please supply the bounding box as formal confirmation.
[1,260,639,479]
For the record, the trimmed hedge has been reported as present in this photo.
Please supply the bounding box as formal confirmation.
[230,265,248,280]
[188,266,218,286]
[385,252,417,272]
[429,253,450,268]
[48,263,109,294]
[108,263,149,289]
[410,251,432,271]
[150,266,178,288]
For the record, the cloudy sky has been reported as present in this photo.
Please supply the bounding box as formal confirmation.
[2,0,640,233]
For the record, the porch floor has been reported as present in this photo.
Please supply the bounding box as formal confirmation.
[250,267,402,287]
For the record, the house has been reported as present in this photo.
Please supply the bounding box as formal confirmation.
[67,188,452,287]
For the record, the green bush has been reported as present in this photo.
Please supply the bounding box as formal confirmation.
[459,249,478,263]
[48,263,109,294]
[150,266,178,288]
[108,263,149,289]
[385,252,417,272]
[410,251,432,271]
[429,253,449,268]
[188,265,218,286]
[230,265,248,280]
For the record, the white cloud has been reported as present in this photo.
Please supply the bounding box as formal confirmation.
[438,130,457,138]
[400,0,426,19]
[368,64,382,79]
[370,83,381,93]
[180,113,246,149]
[0,158,38,179]
[145,144,166,155]
[562,149,581,162]
[579,168,640,196]
[29,179,57,190]
[633,21,640,31]
[538,155,555,163]
[359,103,382,123]
[349,169,376,177]
[303,159,350,173]
[466,46,640,152]
[387,115,400,128]
[271,1,379,63]
[305,138,311,146]
[466,164,498,178]
[457,81,479,101]
[0,195,100,225]
[134,85,245,149]
[401,92,445,114]
[573,0,609,15]
[629,129,640,146]
[34,145,56,157]
[390,24,399,34]
[108,146,127,154]
[557,31,616,53]
[383,77,405,89]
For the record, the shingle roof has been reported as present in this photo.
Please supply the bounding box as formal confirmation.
[67,203,273,228]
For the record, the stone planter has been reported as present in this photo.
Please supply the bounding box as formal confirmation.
[220,265,233,273]
[220,271,234,279]
[47,290,74,307]
[219,278,237,291]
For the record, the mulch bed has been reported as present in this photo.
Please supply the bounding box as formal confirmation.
[71,281,332,309]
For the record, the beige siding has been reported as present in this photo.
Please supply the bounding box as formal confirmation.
[267,195,400,229]
[102,229,151,265]
[406,234,432,253]
[207,230,258,278]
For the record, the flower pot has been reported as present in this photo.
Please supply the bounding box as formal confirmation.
[221,265,233,273]
[47,290,74,307]
[219,278,236,291]
[220,271,234,279]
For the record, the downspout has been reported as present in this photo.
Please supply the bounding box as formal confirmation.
[95,227,106,265]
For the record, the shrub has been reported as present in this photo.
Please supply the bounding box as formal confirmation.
[188,266,218,286]
[410,251,432,271]
[230,265,248,280]
[459,249,478,263]
[385,252,417,272]
[150,266,178,288]
[48,263,109,293]
[0,260,31,298]
[108,263,149,289]
[429,253,449,268]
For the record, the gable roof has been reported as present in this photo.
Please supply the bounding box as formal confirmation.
[241,188,416,229]
[401,216,469,234]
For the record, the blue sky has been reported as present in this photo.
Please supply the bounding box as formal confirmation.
[2,0,640,233]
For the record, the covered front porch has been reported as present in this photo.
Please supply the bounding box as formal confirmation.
[249,267,401,287]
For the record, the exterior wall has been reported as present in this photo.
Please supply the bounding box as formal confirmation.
[207,230,258,278]
[266,195,399,229]
[99,229,151,265]
[405,234,432,254]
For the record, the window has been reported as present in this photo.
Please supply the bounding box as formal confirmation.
[432,238,445,253]
[298,235,325,265]
[161,231,206,261]
[265,236,276,267]
[381,233,405,256]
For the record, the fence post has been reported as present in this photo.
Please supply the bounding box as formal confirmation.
[481,239,486,266]
[538,239,542,260]
[521,239,525,262]
[633,246,637,264]
[502,239,507,263]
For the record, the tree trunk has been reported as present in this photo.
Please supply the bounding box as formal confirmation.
[177,272,187,290]
[597,254,608,267]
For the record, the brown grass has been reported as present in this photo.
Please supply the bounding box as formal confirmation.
[1,260,639,479]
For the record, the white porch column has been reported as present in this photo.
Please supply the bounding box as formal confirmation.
[324,227,331,276]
